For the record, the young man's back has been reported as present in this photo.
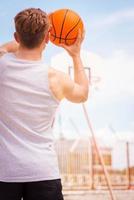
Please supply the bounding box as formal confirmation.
[0,53,60,182]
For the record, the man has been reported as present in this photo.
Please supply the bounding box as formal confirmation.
[0,8,89,200]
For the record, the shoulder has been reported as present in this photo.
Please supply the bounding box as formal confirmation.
[48,67,74,94]
[48,67,65,101]
[48,67,74,91]
[48,67,66,77]
[48,67,71,83]
[48,67,72,101]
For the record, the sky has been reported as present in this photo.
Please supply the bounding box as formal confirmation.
[0,0,134,149]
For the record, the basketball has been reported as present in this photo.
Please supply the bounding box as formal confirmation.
[49,9,83,46]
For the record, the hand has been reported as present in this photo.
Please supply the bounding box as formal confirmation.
[0,41,19,53]
[59,28,85,58]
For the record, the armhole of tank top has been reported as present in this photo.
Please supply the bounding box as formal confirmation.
[46,66,60,104]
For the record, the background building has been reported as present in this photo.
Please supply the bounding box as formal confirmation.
[55,138,134,190]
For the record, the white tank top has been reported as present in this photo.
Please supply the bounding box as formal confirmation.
[0,53,60,182]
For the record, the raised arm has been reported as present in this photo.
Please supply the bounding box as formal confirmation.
[58,29,89,103]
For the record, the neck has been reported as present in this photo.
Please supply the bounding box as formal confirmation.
[15,45,45,61]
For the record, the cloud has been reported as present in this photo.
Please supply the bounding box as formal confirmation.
[97,126,134,144]
[91,8,134,29]
[51,49,134,101]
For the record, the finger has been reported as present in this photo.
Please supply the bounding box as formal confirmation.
[58,43,67,49]
[74,29,82,44]
[81,28,85,41]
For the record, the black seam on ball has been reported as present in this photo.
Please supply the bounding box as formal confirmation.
[65,18,81,41]
[59,10,69,43]
[51,34,77,40]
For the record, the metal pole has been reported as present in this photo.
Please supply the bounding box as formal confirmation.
[82,103,116,200]
[126,142,131,189]
[91,139,95,190]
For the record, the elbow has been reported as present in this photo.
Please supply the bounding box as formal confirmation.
[80,95,88,103]
[80,88,89,103]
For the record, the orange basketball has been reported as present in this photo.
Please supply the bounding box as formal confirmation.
[49,9,83,46]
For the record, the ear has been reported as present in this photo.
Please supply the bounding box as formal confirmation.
[45,32,49,44]
[14,32,20,43]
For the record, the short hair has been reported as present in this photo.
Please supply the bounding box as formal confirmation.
[14,8,50,49]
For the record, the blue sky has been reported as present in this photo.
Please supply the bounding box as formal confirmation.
[0,0,134,58]
[0,0,134,142]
